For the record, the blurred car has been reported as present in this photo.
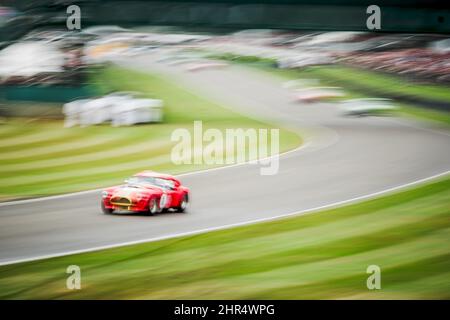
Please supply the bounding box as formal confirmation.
[340,98,398,117]
[186,61,228,72]
[292,87,345,103]
[101,171,190,215]
[63,91,163,127]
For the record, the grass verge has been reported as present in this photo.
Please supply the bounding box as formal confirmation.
[0,176,449,299]
[0,66,301,199]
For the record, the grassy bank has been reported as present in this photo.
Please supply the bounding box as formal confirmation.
[0,67,301,199]
[0,176,449,299]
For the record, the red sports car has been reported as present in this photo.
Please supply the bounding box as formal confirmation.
[101,171,189,215]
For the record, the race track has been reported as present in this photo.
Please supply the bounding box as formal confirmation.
[1,55,450,265]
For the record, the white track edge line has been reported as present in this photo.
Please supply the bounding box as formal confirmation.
[0,169,448,266]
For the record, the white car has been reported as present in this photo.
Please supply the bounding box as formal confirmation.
[340,98,398,117]
[63,92,163,127]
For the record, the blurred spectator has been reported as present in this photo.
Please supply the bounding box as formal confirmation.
[338,48,450,83]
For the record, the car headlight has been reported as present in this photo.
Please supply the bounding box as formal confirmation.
[101,191,109,199]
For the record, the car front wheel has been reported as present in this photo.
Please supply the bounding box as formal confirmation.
[147,197,159,216]
[101,201,114,214]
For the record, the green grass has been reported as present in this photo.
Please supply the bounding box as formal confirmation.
[302,65,450,103]
[0,176,449,299]
[207,52,277,68]
[395,104,450,127]
[0,67,301,199]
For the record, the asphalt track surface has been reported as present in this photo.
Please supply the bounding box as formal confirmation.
[1,55,450,265]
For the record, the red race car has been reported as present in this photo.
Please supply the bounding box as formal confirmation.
[101,171,189,215]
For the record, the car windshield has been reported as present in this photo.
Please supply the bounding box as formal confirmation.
[126,176,174,189]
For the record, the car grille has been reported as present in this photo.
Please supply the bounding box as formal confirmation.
[111,197,132,206]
